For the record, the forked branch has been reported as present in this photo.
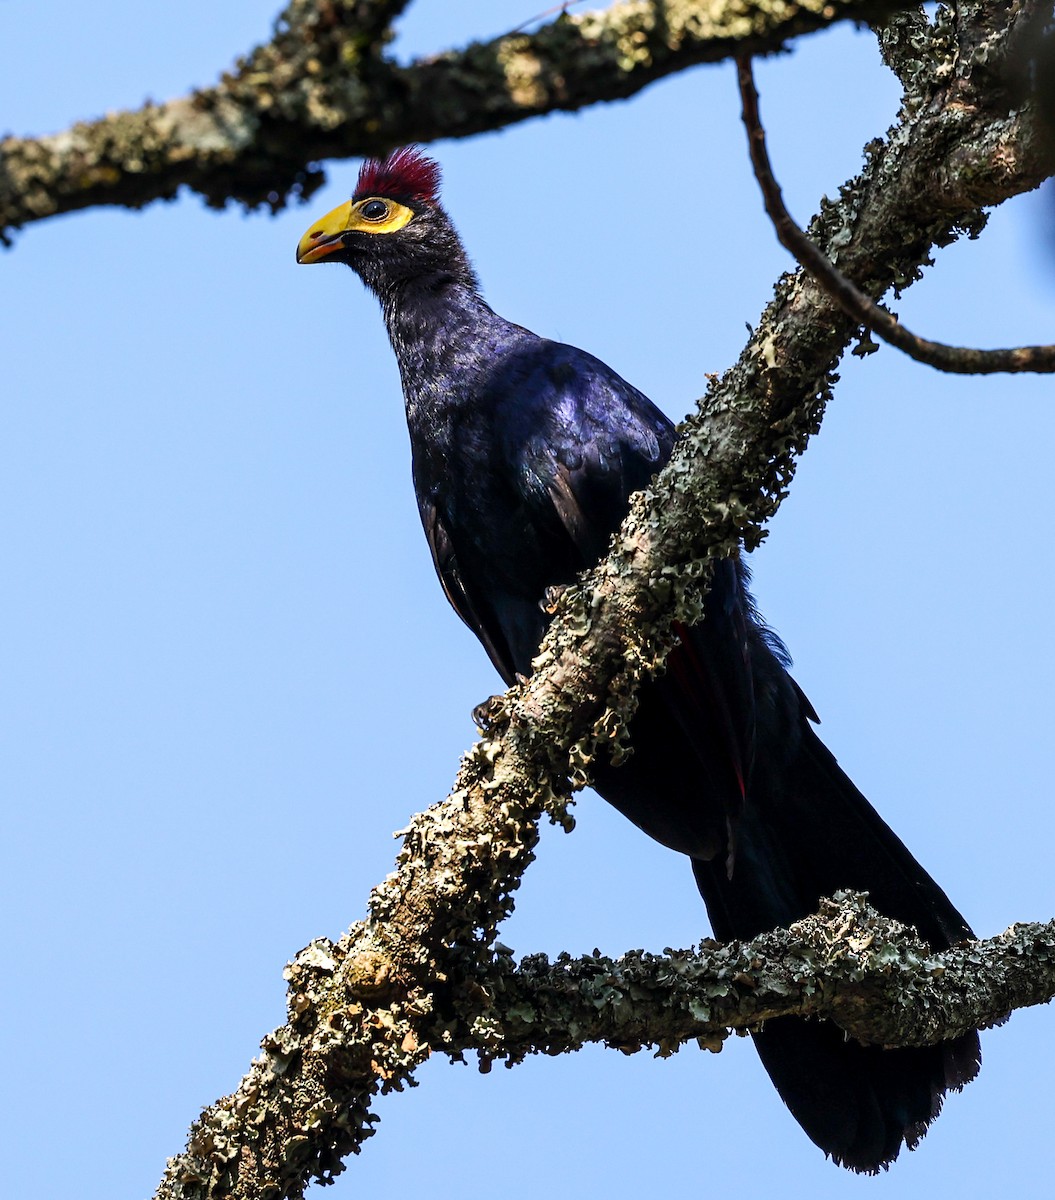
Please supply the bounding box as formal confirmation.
[735,53,1055,375]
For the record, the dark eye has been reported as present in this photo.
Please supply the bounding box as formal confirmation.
[360,199,389,222]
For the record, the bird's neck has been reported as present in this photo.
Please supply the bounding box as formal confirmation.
[379,276,530,421]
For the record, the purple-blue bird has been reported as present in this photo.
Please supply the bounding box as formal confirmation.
[297,147,980,1172]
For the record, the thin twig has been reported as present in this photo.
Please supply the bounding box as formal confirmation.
[735,54,1055,375]
[507,1,588,36]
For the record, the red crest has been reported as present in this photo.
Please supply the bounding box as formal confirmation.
[353,147,442,205]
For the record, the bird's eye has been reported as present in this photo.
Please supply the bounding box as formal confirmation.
[360,199,390,222]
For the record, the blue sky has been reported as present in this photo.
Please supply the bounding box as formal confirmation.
[2,4,1053,1198]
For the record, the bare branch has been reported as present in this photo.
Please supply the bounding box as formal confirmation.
[1,0,909,241]
[735,53,1055,374]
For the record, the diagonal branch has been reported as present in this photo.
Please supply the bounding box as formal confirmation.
[1,0,910,242]
[735,52,1055,374]
[155,5,1053,1198]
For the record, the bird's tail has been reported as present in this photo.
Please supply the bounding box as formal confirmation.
[690,725,981,1172]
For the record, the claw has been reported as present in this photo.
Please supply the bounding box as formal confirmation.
[472,694,505,732]
[540,584,568,614]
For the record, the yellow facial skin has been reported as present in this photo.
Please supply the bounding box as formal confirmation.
[296,196,415,263]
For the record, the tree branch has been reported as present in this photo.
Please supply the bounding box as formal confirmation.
[735,51,1055,374]
[154,4,1053,1198]
[1,0,908,241]
[468,892,1050,1064]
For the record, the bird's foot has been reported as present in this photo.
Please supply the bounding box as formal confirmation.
[472,694,507,733]
[540,584,568,614]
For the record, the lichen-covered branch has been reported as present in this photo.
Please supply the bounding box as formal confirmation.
[155,5,1052,1199]
[473,893,1055,1063]
[0,0,908,241]
[163,889,1055,1199]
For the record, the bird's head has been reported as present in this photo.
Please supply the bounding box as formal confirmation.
[296,147,475,294]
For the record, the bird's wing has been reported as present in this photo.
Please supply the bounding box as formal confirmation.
[421,497,521,683]
[514,346,674,562]
[515,346,762,835]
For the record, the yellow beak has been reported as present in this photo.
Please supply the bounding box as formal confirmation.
[296,200,355,264]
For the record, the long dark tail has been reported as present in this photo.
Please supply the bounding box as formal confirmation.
[691,725,981,1172]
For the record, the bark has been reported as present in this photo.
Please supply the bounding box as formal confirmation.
[140,2,1055,1198]
[408,892,1054,1066]
[0,0,910,239]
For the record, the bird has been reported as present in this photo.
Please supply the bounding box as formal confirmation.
[296,146,980,1172]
